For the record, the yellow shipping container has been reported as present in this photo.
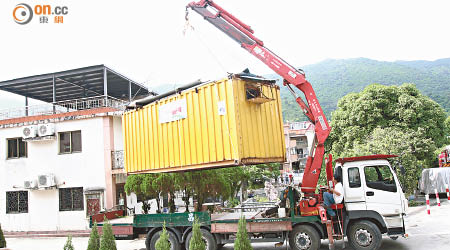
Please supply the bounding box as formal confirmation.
[122,75,286,174]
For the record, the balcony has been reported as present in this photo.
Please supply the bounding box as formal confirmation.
[0,96,127,121]
[111,150,125,174]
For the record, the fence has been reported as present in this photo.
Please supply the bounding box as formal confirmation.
[0,96,127,121]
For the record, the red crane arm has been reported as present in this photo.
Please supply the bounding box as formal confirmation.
[187,0,331,193]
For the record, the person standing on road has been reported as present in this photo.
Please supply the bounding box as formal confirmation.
[323,175,344,217]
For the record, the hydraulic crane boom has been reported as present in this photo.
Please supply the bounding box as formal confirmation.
[187,0,331,193]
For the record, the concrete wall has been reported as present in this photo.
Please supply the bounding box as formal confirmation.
[0,117,114,231]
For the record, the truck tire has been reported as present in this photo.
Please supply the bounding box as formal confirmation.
[146,229,181,250]
[185,229,217,250]
[348,220,382,250]
[289,224,321,250]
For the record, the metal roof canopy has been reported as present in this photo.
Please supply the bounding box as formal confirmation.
[0,65,156,103]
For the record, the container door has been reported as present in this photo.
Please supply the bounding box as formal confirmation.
[343,166,367,210]
[363,165,401,215]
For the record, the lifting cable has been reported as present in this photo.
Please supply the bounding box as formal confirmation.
[183,9,271,215]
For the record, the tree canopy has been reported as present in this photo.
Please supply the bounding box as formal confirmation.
[266,58,450,122]
[445,116,450,145]
[327,83,447,193]
[124,163,280,212]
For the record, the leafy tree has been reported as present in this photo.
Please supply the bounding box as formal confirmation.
[99,220,117,250]
[327,84,447,193]
[175,172,196,212]
[125,166,274,213]
[220,167,247,199]
[190,169,233,211]
[243,163,280,189]
[87,222,100,250]
[63,235,74,250]
[345,127,430,193]
[234,216,252,250]
[125,174,160,213]
[445,116,450,145]
[153,173,178,213]
[0,224,6,248]
[155,223,171,250]
[189,218,206,250]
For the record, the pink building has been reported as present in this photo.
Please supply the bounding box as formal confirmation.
[282,121,315,174]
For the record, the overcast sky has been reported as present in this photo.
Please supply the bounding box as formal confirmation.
[1,0,450,108]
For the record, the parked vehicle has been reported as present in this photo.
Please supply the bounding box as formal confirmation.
[438,146,450,167]
[95,155,407,250]
[419,167,450,194]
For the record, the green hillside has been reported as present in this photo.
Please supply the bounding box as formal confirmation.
[270,58,450,122]
[151,58,450,122]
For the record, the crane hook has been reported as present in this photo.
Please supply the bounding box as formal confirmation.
[183,7,194,36]
[185,7,190,21]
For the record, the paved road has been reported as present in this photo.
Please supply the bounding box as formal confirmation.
[6,201,450,250]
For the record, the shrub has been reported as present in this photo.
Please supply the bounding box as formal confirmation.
[234,216,252,250]
[99,220,117,250]
[87,222,100,250]
[189,218,205,250]
[0,224,6,248]
[155,223,171,250]
[408,200,425,207]
[63,235,74,250]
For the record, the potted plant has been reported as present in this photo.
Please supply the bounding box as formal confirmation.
[0,224,9,250]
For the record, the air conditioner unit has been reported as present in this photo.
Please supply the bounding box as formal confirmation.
[38,123,55,137]
[38,174,56,188]
[24,179,38,189]
[22,125,38,139]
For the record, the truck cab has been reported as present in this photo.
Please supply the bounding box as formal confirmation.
[335,155,408,249]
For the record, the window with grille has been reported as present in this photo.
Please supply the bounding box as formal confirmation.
[7,138,27,159]
[59,131,82,154]
[6,191,28,213]
[59,187,84,211]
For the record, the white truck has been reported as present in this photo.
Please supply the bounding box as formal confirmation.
[335,155,408,249]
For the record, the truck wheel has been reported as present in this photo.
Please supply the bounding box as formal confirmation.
[146,230,181,250]
[348,220,382,250]
[289,225,321,250]
[185,229,217,250]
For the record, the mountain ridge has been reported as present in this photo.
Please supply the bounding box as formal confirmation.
[150,57,450,122]
[267,57,450,121]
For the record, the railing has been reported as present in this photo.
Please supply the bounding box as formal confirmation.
[224,200,278,212]
[0,96,127,121]
[112,150,125,170]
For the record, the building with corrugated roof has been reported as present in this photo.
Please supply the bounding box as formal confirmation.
[0,65,155,233]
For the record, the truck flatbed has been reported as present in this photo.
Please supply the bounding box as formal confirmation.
[211,211,263,221]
